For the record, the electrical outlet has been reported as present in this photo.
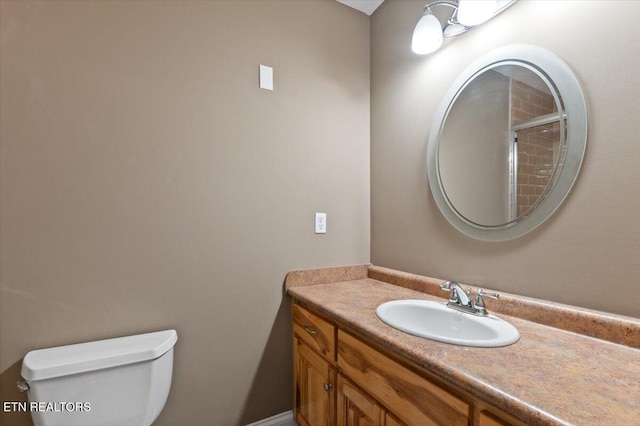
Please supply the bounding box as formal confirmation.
[315,212,327,234]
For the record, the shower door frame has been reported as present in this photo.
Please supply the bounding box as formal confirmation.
[509,112,566,222]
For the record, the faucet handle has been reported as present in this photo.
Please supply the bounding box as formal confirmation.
[440,281,459,302]
[478,289,499,300]
[441,281,472,306]
[473,289,499,316]
[440,280,454,291]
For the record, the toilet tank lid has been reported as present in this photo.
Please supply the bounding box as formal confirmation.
[21,329,177,382]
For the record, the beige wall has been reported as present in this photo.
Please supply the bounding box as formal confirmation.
[371,0,640,317]
[0,1,369,425]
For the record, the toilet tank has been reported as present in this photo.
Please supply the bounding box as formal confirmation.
[21,330,178,426]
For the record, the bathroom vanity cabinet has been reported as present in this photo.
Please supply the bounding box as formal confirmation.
[293,302,523,426]
[287,265,640,425]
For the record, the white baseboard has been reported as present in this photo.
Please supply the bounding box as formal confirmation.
[246,410,296,426]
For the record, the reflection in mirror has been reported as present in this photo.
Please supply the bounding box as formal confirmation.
[438,64,566,227]
[513,117,565,219]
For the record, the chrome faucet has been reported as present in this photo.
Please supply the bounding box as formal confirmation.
[440,281,499,316]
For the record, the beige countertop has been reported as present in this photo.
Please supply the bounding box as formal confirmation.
[286,265,640,426]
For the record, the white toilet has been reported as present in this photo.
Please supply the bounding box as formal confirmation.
[20,329,178,426]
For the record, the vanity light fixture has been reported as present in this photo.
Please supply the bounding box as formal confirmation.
[412,0,517,55]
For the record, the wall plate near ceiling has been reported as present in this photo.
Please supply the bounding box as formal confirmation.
[336,0,385,16]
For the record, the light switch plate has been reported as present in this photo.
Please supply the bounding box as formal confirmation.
[259,65,273,91]
[315,212,327,234]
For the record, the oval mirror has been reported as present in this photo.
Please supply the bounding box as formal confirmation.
[427,45,587,241]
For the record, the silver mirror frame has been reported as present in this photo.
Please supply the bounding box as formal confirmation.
[427,44,587,241]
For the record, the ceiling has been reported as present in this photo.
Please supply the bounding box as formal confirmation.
[336,0,385,16]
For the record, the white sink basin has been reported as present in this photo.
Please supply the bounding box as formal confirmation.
[376,300,520,347]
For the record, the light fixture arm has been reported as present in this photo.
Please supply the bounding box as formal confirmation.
[423,1,458,14]
[423,0,460,21]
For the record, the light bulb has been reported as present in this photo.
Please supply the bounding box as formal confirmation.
[457,0,512,27]
[411,13,444,55]
[443,22,467,37]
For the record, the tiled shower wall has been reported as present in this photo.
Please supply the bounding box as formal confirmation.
[511,80,560,217]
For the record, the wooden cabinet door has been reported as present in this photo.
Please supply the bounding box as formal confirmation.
[294,337,336,426]
[336,374,384,426]
[385,413,407,426]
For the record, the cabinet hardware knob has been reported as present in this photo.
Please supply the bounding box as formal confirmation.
[304,326,318,335]
[323,383,333,392]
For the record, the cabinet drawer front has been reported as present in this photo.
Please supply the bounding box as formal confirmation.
[294,304,336,361]
[337,331,469,426]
